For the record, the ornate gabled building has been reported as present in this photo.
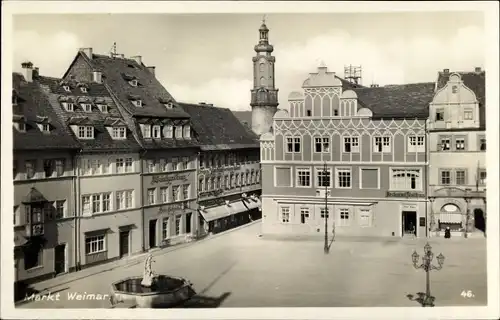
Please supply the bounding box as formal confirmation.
[62,48,200,250]
[37,71,143,268]
[13,62,80,289]
[179,102,262,235]
[260,63,436,238]
[428,68,486,237]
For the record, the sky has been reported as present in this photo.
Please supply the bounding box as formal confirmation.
[12,12,485,111]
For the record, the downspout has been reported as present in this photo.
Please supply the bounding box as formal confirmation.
[424,119,428,238]
[140,149,147,252]
[74,150,82,271]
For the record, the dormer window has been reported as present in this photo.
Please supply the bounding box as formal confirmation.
[98,104,108,113]
[165,102,173,109]
[80,87,88,93]
[152,125,161,139]
[163,125,173,138]
[112,127,127,139]
[129,80,138,87]
[174,126,182,139]
[63,85,71,92]
[78,126,94,139]
[63,102,74,112]
[40,124,50,133]
[132,100,142,107]
[183,125,191,139]
[141,124,151,138]
[81,103,92,112]
[15,122,26,132]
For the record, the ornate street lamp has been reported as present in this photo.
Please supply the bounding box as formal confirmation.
[412,243,445,307]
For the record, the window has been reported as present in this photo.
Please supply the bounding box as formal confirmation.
[316,168,331,187]
[125,158,133,173]
[333,109,339,116]
[82,195,91,215]
[91,159,101,175]
[116,190,133,210]
[102,193,111,212]
[198,178,204,192]
[374,136,390,153]
[152,125,161,139]
[160,187,169,203]
[42,124,50,132]
[358,208,372,227]
[81,103,92,112]
[343,137,360,153]
[63,85,71,92]
[464,109,473,120]
[435,109,444,121]
[175,215,181,235]
[147,188,156,205]
[224,176,229,188]
[17,122,26,132]
[98,104,108,113]
[479,170,486,185]
[171,157,179,171]
[286,137,301,153]
[82,192,111,215]
[175,126,183,139]
[165,102,173,109]
[25,160,36,179]
[142,125,151,138]
[78,126,94,139]
[63,102,74,112]
[452,85,458,94]
[132,100,142,107]
[336,168,352,188]
[391,168,421,190]
[13,160,17,179]
[147,160,156,173]
[112,127,126,139]
[54,200,65,219]
[297,168,311,187]
[55,159,65,176]
[408,136,425,152]
[182,184,190,200]
[80,87,88,93]
[24,247,43,270]
[162,218,169,239]
[164,125,173,138]
[456,170,466,185]
[182,157,190,170]
[455,137,465,151]
[116,158,125,173]
[172,186,180,201]
[205,178,211,191]
[479,137,486,151]
[320,208,329,219]
[300,208,310,224]
[183,125,191,139]
[306,110,312,117]
[439,136,451,151]
[85,235,105,255]
[129,80,138,87]
[315,137,330,153]
[339,208,350,226]
[43,159,54,178]
[281,207,290,223]
[92,194,101,213]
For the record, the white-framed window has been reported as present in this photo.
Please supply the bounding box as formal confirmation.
[83,192,112,215]
[296,167,311,187]
[171,157,179,171]
[281,207,290,223]
[373,136,391,153]
[314,137,330,153]
[391,168,422,190]
[336,168,352,189]
[91,159,101,175]
[125,158,133,173]
[172,186,180,201]
[80,87,88,93]
[455,137,466,151]
[455,169,466,185]
[160,187,169,203]
[164,125,173,138]
[463,109,473,120]
[152,125,161,139]
[116,158,125,173]
[358,208,372,227]
[440,170,451,185]
[175,215,181,235]
[132,100,142,107]
[165,102,174,109]
[338,208,350,226]
[102,193,111,212]
[54,200,66,219]
[315,167,331,188]
[182,184,190,200]
[78,126,94,139]
[183,125,191,139]
[147,188,156,205]
[85,234,105,254]
[162,217,169,239]
[112,127,127,139]
[479,170,486,185]
[435,108,445,121]
[81,103,92,112]
[129,80,138,87]
[344,136,360,153]
[63,102,74,112]
[25,160,36,179]
[81,158,91,176]
[300,208,310,224]
[286,136,301,153]
[181,157,190,170]
[116,190,133,210]
[17,122,27,132]
[97,104,108,113]
[479,137,486,151]
[147,159,156,173]
[439,136,451,151]
[142,124,151,138]
[408,135,425,152]
[41,124,50,132]
[63,85,71,92]
[175,126,183,139]
[82,195,92,215]
[320,208,330,219]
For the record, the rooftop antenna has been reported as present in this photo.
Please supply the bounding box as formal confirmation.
[344,64,363,85]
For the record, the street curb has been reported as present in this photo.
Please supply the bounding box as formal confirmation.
[15,220,261,305]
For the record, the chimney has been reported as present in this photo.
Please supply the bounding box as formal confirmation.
[443,68,450,74]
[475,67,482,73]
[21,61,34,82]
[33,67,39,79]
[92,70,103,84]
[147,66,156,76]
[79,47,93,59]
[131,56,142,65]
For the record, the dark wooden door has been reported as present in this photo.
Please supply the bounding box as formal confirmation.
[119,230,130,257]
[185,212,192,234]
[54,244,66,275]
[149,220,157,248]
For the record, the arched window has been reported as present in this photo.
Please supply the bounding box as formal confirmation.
[260,76,266,87]
[259,63,265,72]
[391,169,421,190]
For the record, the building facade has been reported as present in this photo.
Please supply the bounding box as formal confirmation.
[179,102,262,235]
[62,48,200,251]
[428,68,486,237]
[260,64,436,238]
[13,63,80,288]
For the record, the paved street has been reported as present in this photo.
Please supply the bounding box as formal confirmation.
[18,222,487,308]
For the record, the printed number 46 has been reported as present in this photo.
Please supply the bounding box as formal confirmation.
[461,290,474,298]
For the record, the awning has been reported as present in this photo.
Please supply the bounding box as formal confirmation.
[199,206,231,222]
[227,200,248,215]
[243,198,261,210]
[439,213,463,223]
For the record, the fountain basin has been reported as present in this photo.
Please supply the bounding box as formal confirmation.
[110,275,196,308]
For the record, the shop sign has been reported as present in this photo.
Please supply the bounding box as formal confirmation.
[402,204,418,211]
[199,189,224,199]
[200,165,242,176]
[152,173,189,185]
[386,191,424,198]
[199,197,226,207]
[158,202,187,214]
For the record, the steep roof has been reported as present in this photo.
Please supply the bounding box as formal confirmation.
[37,76,142,152]
[436,70,485,128]
[179,103,259,151]
[232,110,253,129]
[353,82,436,119]
[12,73,80,151]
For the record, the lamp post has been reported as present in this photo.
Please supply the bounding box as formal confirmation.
[323,162,329,254]
[411,243,445,307]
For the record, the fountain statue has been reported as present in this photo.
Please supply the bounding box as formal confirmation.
[109,254,196,308]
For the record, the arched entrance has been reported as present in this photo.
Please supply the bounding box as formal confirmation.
[473,209,485,232]
[438,203,462,231]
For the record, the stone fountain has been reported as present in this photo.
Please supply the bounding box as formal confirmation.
[109,254,195,308]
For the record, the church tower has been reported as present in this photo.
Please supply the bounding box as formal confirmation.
[250,18,279,136]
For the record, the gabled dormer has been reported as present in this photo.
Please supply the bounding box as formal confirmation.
[60,80,72,92]
[59,96,75,112]
[95,99,109,113]
[122,73,139,87]
[13,114,27,132]
[128,94,142,107]
[159,97,174,110]
[77,82,89,93]
[104,117,127,140]
[35,116,52,133]
[68,116,94,139]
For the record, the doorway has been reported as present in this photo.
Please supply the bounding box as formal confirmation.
[473,209,486,232]
[149,219,157,249]
[185,212,192,234]
[402,211,417,237]
[119,230,130,258]
[54,244,66,275]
